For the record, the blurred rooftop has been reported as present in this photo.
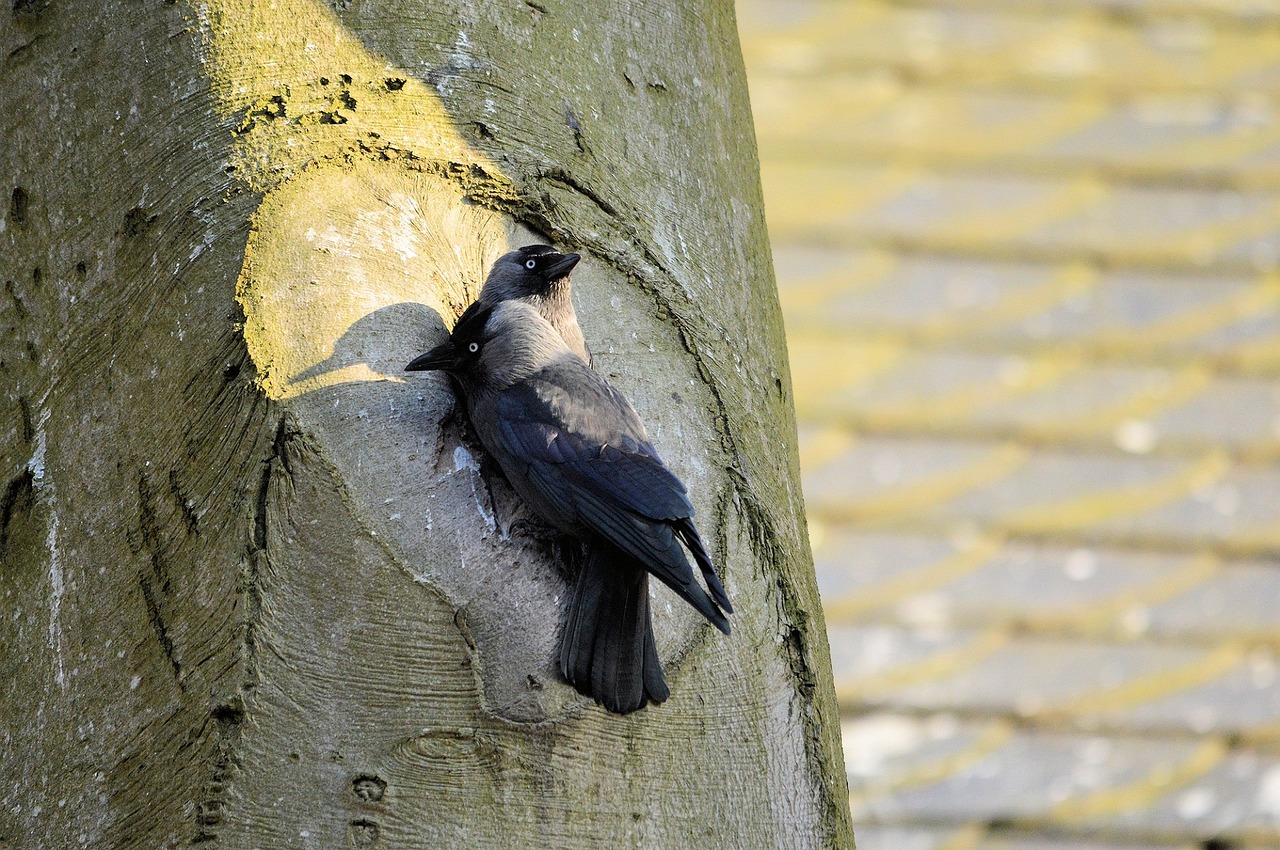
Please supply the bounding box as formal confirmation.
[736,0,1280,847]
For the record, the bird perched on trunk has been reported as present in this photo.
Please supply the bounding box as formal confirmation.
[406,299,732,714]
[478,245,590,365]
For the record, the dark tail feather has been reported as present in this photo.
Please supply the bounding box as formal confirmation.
[559,542,669,714]
[675,517,733,615]
[574,498,731,635]
[640,601,668,703]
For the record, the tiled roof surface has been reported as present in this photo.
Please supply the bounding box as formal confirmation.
[737,1,1280,846]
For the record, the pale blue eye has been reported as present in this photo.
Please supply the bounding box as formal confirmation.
[468,342,479,353]
[525,259,537,269]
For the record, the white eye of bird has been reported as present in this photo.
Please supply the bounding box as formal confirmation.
[525,258,537,269]
[468,342,479,353]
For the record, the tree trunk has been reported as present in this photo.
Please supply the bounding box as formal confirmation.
[1,0,853,847]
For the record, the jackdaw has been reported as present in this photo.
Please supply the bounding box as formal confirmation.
[406,300,732,714]
[478,245,590,365]
[480,245,731,601]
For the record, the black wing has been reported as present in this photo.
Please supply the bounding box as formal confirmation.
[490,366,730,632]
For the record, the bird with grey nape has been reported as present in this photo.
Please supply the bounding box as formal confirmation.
[484,241,731,616]
[478,244,590,365]
[406,299,732,714]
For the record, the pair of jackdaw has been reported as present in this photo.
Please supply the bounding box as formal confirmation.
[406,245,732,714]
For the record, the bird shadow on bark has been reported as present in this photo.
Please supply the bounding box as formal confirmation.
[273,299,605,722]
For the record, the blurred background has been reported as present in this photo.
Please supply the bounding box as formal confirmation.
[736,1,1280,848]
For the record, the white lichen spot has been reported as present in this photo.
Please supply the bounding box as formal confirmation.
[453,445,478,472]
[453,446,495,532]
[129,675,141,691]
[27,415,66,688]
[27,417,48,481]
[48,506,64,690]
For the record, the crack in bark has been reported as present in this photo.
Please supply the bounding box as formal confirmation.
[5,278,29,319]
[0,468,34,560]
[169,469,201,536]
[9,186,28,224]
[17,395,34,444]
[192,696,247,844]
[5,33,44,61]
[190,413,296,843]
[133,473,185,687]
[246,414,297,662]
[11,0,50,18]
[135,474,173,593]
[533,168,618,218]
[137,568,184,689]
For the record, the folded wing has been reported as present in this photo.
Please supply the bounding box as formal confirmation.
[492,370,731,633]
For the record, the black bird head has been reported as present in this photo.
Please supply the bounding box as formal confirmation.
[404,301,494,376]
[405,300,572,389]
[477,244,591,365]
[481,244,581,303]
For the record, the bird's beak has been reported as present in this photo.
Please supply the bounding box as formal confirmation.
[543,252,580,281]
[405,341,458,372]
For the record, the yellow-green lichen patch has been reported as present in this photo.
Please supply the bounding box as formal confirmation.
[236,161,507,400]
[187,0,500,193]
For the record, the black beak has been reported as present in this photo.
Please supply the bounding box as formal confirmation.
[543,252,580,281]
[405,341,457,372]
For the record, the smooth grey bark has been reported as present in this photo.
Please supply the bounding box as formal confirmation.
[1,0,853,847]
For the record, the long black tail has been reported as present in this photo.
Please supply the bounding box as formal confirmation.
[559,541,670,714]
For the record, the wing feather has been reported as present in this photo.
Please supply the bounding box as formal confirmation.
[485,369,731,631]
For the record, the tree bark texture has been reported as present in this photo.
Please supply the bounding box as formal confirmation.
[1,0,853,847]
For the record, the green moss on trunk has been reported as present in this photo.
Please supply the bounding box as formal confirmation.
[1,0,852,846]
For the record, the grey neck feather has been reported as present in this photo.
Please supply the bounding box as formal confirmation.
[476,301,578,390]
[530,280,589,364]
[481,270,590,364]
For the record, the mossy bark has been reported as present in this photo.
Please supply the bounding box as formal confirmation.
[0,0,853,847]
